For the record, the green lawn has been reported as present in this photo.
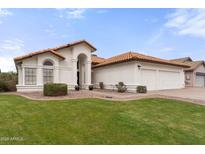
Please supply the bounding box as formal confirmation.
[0,95,205,144]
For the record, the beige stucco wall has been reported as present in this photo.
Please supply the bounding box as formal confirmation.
[193,64,205,87]
[93,61,185,91]
[93,61,137,91]
[16,43,92,92]
[185,71,193,87]
[185,64,205,87]
[58,43,92,87]
[195,64,205,72]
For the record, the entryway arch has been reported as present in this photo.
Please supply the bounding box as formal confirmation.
[77,53,88,88]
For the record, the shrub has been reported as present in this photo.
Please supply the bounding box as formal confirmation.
[5,80,17,92]
[136,85,147,93]
[0,72,17,82]
[0,80,6,92]
[115,82,127,93]
[0,72,17,92]
[0,80,17,92]
[89,85,93,91]
[99,82,104,89]
[44,83,67,96]
[75,85,80,91]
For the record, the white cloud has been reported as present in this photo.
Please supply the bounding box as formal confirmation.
[0,39,24,52]
[0,8,13,25]
[57,9,87,19]
[0,39,24,72]
[67,9,86,19]
[165,9,205,38]
[0,8,13,16]
[0,56,16,72]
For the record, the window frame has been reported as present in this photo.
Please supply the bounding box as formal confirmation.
[43,68,54,84]
[24,67,37,85]
[42,59,54,84]
[43,60,53,66]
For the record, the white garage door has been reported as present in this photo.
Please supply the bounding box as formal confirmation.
[195,75,205,87]
[141,69,157,90]
[141,69,181,90]
[158,70,180,90]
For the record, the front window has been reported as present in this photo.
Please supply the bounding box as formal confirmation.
[43,60,54,84]
[25,68,36,85]
[43,69,53,83]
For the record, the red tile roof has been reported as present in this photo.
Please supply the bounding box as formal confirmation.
[14,40,96,62]
[93,52,190,68]
[91,55,105,64]
[14,49,65,62]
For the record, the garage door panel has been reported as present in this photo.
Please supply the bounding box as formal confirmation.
[141,69,182,91]
[158,70,180,90]
[141,69,157,90]
[196,75,205,87]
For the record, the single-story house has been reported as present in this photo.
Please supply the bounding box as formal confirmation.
[14,40,189,92]
[171,57,205,87]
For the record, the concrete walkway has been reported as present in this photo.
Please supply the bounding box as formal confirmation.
[1,88,205,106]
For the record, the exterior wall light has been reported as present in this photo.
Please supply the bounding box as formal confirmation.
[138,64,142,70]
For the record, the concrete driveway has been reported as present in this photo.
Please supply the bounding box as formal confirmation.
[150,87,205,105]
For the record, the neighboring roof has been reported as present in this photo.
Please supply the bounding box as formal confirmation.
[171,57,192,63]
[91,55,105,64]
[14,40,96,62]
[93,52,190,68]
[171,57,205,71]
[183,61,205,71]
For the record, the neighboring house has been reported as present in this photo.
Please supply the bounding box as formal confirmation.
[171,57,205,87]
[14,40,189,92]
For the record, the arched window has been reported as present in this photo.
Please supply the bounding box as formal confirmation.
[43,60,54,84]
[43,60,53,66]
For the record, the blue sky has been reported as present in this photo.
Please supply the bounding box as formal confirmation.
[0,8,205,72]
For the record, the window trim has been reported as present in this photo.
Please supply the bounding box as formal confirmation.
[43,60,54,66]
[24,67,37,85]
[43,68,54,84]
